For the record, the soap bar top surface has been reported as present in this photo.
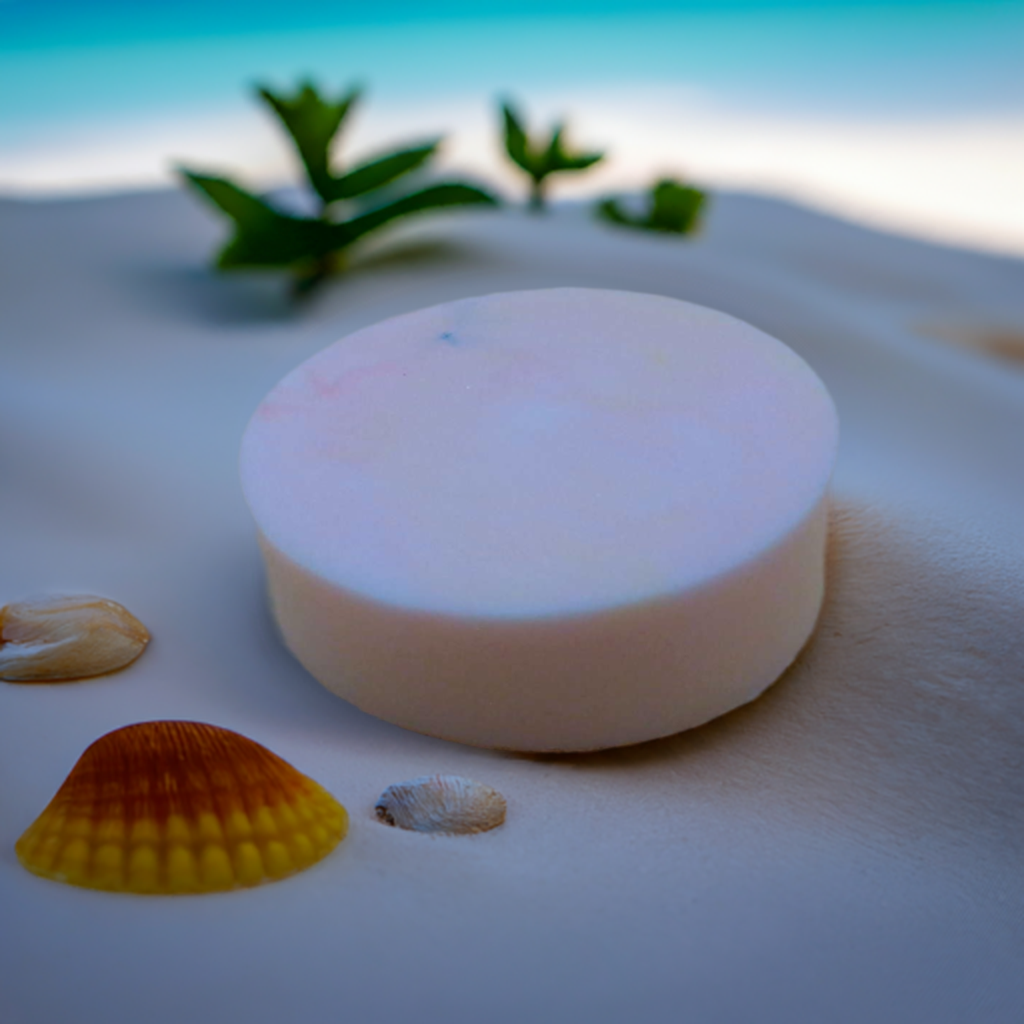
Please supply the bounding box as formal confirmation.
[241,289,837,617]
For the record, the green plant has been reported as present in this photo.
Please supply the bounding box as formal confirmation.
[501,101,604,212]
[597,178,707,236]
[179,81,498,294]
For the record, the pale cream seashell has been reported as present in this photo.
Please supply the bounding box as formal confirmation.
[0,594,150,682]
[375,775,506,835]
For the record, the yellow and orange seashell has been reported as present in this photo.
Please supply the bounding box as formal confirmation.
[15,720,347,895]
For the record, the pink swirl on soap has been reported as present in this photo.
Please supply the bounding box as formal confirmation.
[254,399,301,422]
[254,361,410,424]
[305,362,409,402]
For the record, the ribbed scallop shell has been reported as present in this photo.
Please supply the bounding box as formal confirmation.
[15,721,347,894]
[375,775,506,835]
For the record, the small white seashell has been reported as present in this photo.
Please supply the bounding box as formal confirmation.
[0,594,150,682]
[375,774,507,835]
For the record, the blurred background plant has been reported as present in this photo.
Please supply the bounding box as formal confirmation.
[179,80,497,294]
[597,178,707,236]
[500,100,604,211]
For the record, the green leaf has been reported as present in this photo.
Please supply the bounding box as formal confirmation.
[181,168,497,271]
[330,140,441,201]
[341,182,500,247]
[556,150,604,172]
[546,124,603,174]
[596,178,707,236]
[178,169,337,268]
[257,81,359,204]
[595,197,632,227]
[649,179,706,234]
[502,103,533,176]
[539,124,564,179]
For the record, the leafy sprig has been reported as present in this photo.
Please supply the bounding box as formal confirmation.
[597,178,707,236]
[178,81,498,294]
[501,101,604,212]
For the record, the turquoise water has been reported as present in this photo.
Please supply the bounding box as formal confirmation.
[2,1,1022,141]
[2,0,1021,55]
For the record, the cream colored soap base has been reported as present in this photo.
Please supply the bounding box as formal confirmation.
[241,288,838,751]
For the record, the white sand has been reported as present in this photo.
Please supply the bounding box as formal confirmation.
[1,190,1023,1023]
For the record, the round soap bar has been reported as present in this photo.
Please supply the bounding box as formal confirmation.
[241,289,838,751]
